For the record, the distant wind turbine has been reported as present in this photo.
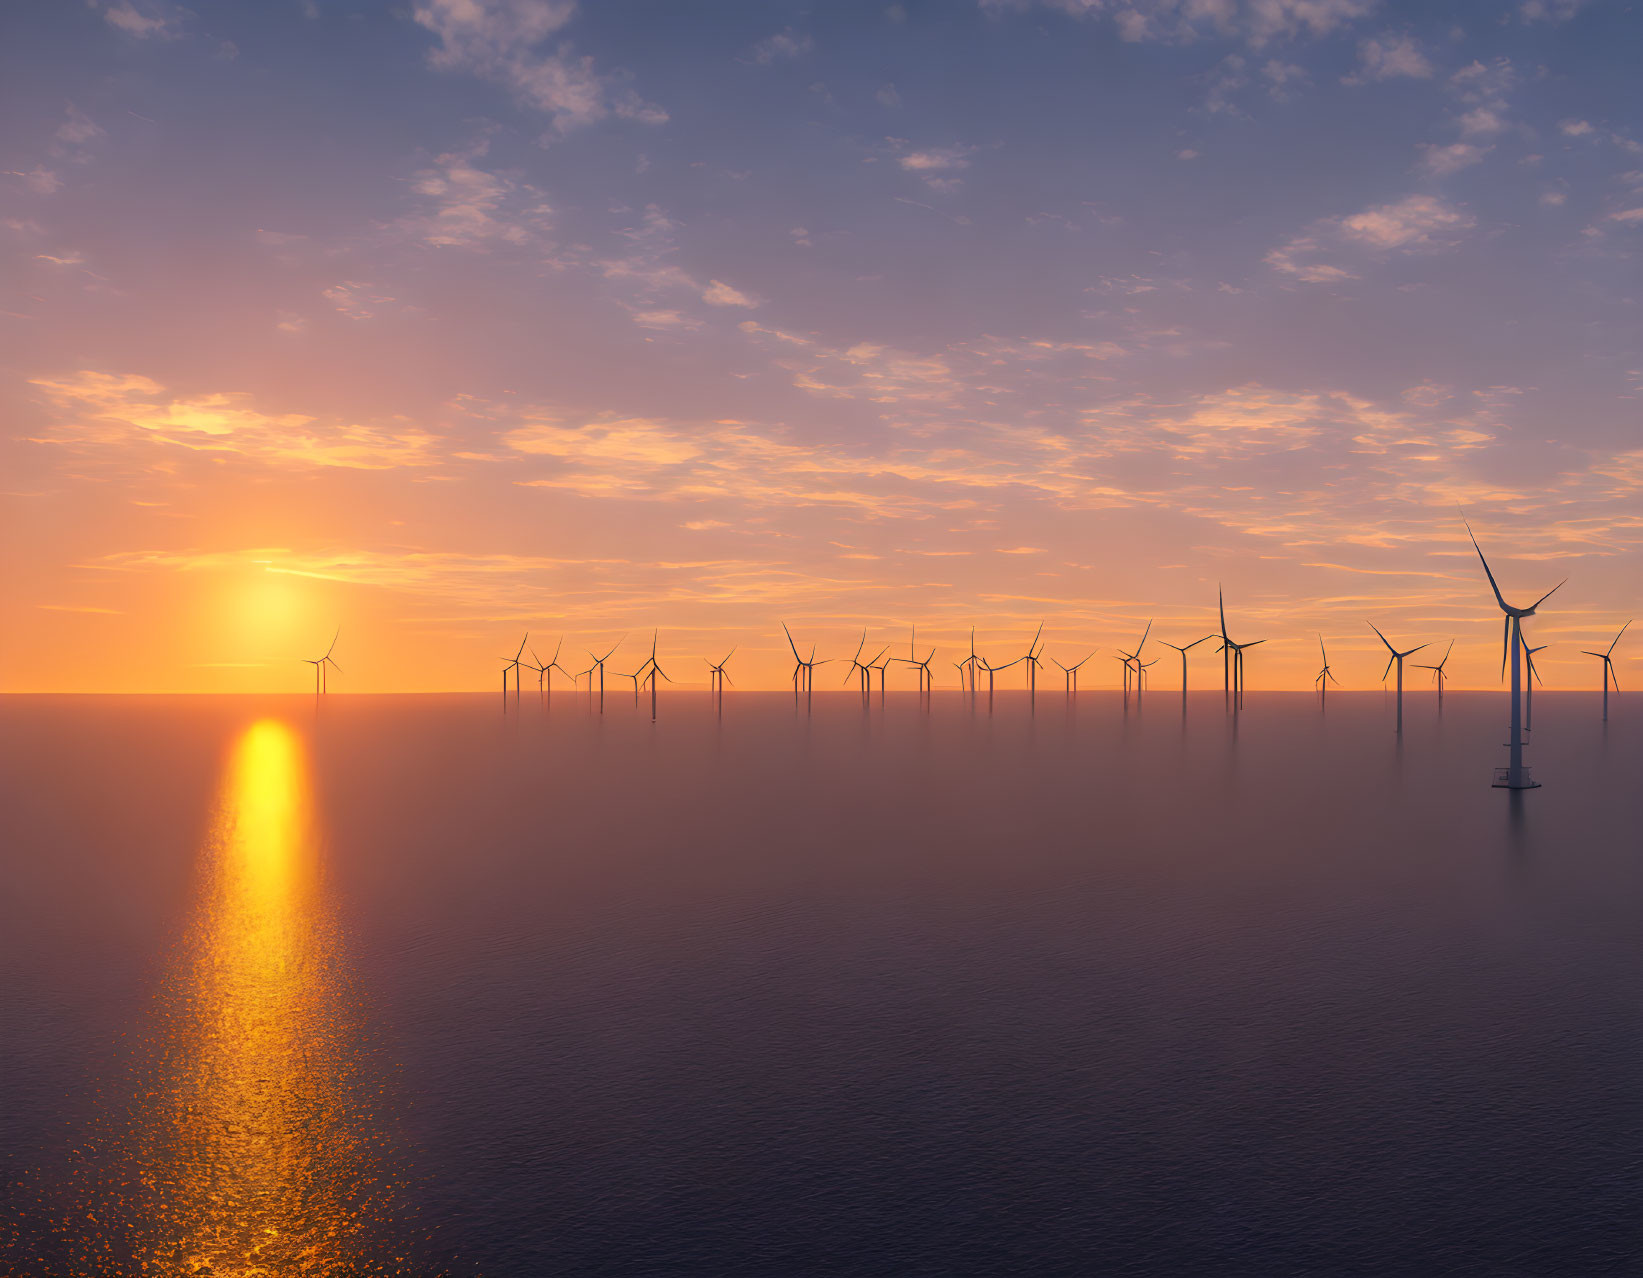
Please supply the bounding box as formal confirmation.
[782,623,830,702]
[1524,643,1547,733]
[978,654,1020,706]
[635,631,673,719]
[1217,588,1264,707]
[706,648,736,696]
[1117,620,1152,698]
[1051,650,1096,693]
[1583,620,1629,721]
[957,627,979,695]
[528,638,571,700]
[1368,622,1428,734]
[1466,517,1564,789]
[1161,635,1215,695]
[842,632,875,693]
[1412,639,1453,706]
[585,637,623,710]
[304,627,342,695]
[1314,634,1341,705]
[1022,623,1045,695]
[498,632,527,705]
[894,625,937,696]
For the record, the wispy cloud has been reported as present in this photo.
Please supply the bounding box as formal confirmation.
[29,371,442,469]
[398,140,553,248]
[1268,194,1476,283]
[748,28,814,64]
[411,0,666,133]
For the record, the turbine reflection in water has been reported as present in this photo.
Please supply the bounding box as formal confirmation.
[132,719,413,1276]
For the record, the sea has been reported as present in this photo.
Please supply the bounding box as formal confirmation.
[2,690,1638,1276]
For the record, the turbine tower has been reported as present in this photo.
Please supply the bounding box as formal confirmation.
[1583,620,1629,721]
[1368,622,1427,734]
[1466,518,1565,790]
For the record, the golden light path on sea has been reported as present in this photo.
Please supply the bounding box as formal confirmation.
[129,719,406,1276]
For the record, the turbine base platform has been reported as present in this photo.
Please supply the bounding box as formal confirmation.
[1492,766,1540,790]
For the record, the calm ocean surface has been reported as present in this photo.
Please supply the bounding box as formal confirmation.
[2,691,1639,1275]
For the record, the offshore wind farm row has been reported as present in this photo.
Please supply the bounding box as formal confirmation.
[297,523,1628,791]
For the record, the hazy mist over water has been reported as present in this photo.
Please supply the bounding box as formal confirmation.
[3,692,1639,1275]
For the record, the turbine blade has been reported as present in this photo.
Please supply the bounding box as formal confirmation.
[1382,655,1394,682]
[1529,579,1566,611]
[1464,519,1512,615]
[1367,621,1394,653]
[1500,616,1509,682]
[1609,620,1631,654]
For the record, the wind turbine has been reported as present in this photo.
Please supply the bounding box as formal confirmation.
[1465,518,1564,789]
[304,627,342,695]
[498,632,527,704]
[528,638,571,700]
[585,637,623,710]
[1524,643,1547,733]
[1583,620,1629,721]
[895,625,938,695]
[957,627,979,695]
[781,623,830,701]
[614,663,643,704]
[1161,635,1215,694]
[1216,589,1264,706]
[1051,651,1096,693]
[868,645,893,696]
[1117,620,1152,697]
[1368,623,1427,734]
[706,648,736,696]
[1315,635,1341,705]
[1412,640,1453,706]
[842,631,874,693]
[978,655,1020,706]
[1022,623,1045,695]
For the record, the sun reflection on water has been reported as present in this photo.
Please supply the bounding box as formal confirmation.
[127,718,410,1276]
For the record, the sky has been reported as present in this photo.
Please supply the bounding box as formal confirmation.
[2,0,1638,692]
